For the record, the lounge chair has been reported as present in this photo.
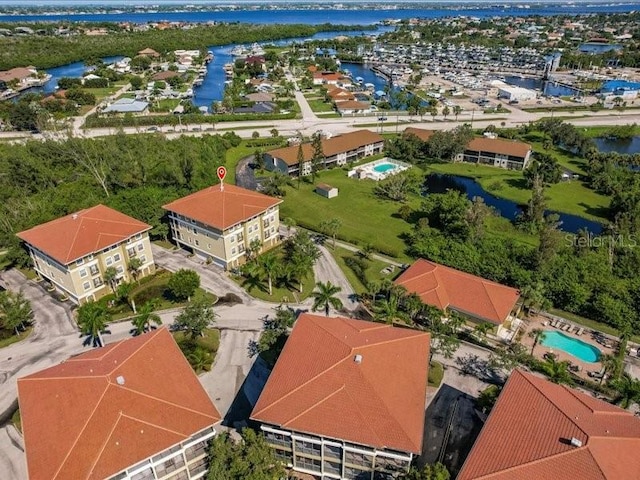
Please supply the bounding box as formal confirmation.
[561,323,569,331]
[567,325,576,334]
[550,319,558,327]
[576,327,584,336]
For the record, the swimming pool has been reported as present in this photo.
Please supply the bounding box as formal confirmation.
[540,330,601,363]
[373,163,397,173]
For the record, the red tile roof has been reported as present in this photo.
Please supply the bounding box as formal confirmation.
[17,328,220,480]
[394,259,520,325]
[466,137,531,159]
[404,127,435,142]
[17,204,151,265]
[162,183,282,231]
[458,370,640,480]
[251,313,430,453]
[266,130,384,166]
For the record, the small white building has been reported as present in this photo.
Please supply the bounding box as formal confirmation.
[493,80,537,102]
[315,184,338,199]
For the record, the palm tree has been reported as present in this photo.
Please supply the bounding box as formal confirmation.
[319,218,342,249]
[528,328,547,355]
[103,266,118,293]
[187,348,212,373]
[401,292,424,323]
[0,290,34,335]
[128,257,143,284]
[311,281,343,316]
[611,373,640,409]
[77,301,111,347]
[453,105,462,121]
[599,353,620,385]
[131,300,161,335]
[474,322,494,342]
[540,356,572,385]
[373,295,407,324]
[258,253,280,296]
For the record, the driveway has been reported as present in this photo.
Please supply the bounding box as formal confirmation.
[235,154,259,191]
[313,244,358,313]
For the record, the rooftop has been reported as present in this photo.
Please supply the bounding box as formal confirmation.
[251,313,430,453]
[394,259,520,325]
[458,369,640,480]
[466,136,532,159]
[17,204,151,265]
[103,97,149,113]
[18,328,220,480]
[404,127,435,142]
[162,183,282,231]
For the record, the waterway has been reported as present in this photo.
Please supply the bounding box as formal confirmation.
[592,136,640,155]
[504,75,579,97]
[424,173,604,234]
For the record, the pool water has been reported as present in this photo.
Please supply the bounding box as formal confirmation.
[540,330,601,363]
[373,163,396,173]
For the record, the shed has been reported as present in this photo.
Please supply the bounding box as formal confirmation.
[315,184,338,199]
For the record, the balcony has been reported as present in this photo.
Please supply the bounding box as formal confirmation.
[89,265,99,276]
[127,248,136,258]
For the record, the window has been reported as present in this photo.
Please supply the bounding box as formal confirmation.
[238,244,245,253]
[324,461,341,476]
[184,440,208,461]
[247,225,252,233]
[79,268,88,278]
[137,243,144,251]
[116,266,124,274]
[93,277,103,288]
[127,247,136,258]
[154,454,185,478]
[295,456,321,472]
[324,444,342,460]
[135,233,142,240]
[237,233,243,242]
[192,227,197,234]
[231,248,236,255]
[87,254,94,260]
[76,258,84,266]
[140,255,146,263]
[105,256,113,266]
[90,265,99,276]
[130,468,154,480]
[127,238,132,244]
[230,236,235,243]
[113,253,121,262]
[207,243,211,249]
[295,440,321,457]
[188,457,208,476]
[195,240,199,247]
[83,281,91,291]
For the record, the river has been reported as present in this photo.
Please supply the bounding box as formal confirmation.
[425,173,604,234]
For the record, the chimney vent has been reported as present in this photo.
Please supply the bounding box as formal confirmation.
[116,376,125,386]
[570,437,583,448]
[354,354,363,364]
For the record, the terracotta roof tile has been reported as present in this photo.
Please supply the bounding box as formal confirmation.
[266,130,384,167]
[162,183,282,231]
[17,204,151,265]
[395,259,520,325]
[457,370,640,480]
[404,127,435,142]
[251,314,430,453]
[18,328,220,480]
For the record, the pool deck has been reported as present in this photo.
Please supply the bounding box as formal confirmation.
[521,314,616,381]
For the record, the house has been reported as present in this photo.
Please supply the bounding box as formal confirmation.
[233,102,276,114]
[245,92,274,102]
[163,184,282,270]
[103,98,149,114]
[0,66,37,87]
[313,71,348,86]
[327,87,355,102]
[458,369,640,480]
[459,136,532,170]
[315,183,338,198]
[394,259,520,326]
[151,70,180,81]
[264,130,385,177]
[251,313,430,480]
[17,328,221,480]
[404,127,435,142]
[17,205,155,304]
[335,100,371,115]
[138,47,160,58]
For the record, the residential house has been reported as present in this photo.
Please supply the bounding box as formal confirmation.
[264,130,384,177]
[458,369,640,480]
[395,259,520,326]
[403,127,434,142]
[251,313,430,480]
[459,136,532,170]
[163,184,282,270]
[313,71,351,87]
[103,98,149,114]
[335,100,371,115]
[245,92,274,103]
[244,55,266,71]
[138,47,160,58]
[151,70,180,82]
[17,204,155,304]
[0,66,38,88]
[327,87,355,102]
[18,328,221,480]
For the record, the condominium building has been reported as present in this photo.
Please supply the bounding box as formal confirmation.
[17,204,155,304]
[17,328,221,480]
[264,130,385,177]
[163,184,282,270]
[251,313,430,480]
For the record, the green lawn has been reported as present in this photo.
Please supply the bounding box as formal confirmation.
[280,167,418,259]
[428,361,444,387]
[172,328,220,374]
[327,246,397,294]
[150,98,181,112]
[426,162,610,223]
[307,98,335,112]
[152,239,176,250]
[85,86,122,101]
[231,273,314,304]
[0,327,33,349]
[11,409,21,433]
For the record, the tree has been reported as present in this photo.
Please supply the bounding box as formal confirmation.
[296,141,305,187]
[453,105,462,121]
[0,290,33,335]
[115,281,137,313]
[270,128,279,138]
[77,301,111,347]
[374,171,421,202]
[404,462,450,480]
[442,105,450,119]
[128,257,143,284]
[103,266,118,293]
[528,328,546,355]
[465,196,490,242]
[611,373,640,409]
[246,239,263,263]
[129,76,143,90]
[131,300,161,335]
[251,131,260,139]
[311,281,343,316]
[173,297,216,340]
[319,217,342,248]
[253,148,264,170]
[257,252,279,296]
[250,304,295,366]
[207,429,285,480]
[373,294,408,324]
[311,131,325,176]
[598,353,620,385]
[474,322,494,342]
[540,356,572,384]
[168,269,200,301]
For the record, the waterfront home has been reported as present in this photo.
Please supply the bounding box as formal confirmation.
[395,259,520,326]
[264,130,384,177]
[251,313,430,480]
[460,136,532,170]
[151,70,180,82]
[0,66,42,90]
[313,71,351,87]
[103,98,149,114]
[18,328,220,480]
[163,184,282,270]
[458,369,640,480]
[327,87,355,102]
[335,100,371,115]
[17,205,155,304]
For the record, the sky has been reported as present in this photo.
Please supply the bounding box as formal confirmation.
[0,0,621,5]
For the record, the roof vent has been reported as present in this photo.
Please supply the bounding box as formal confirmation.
[354,354,363,364]
[570,437,583,448]
[116,375,125,386]
[72,214,78,220]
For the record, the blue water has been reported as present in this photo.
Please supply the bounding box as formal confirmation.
[593,136,640,155]
[579,43,622,54]
[341,61,388,93]
[540,330,601,363]
[0,5,638,24]
[424,174,604,235]
[373,163,396,173]
[504,76,579,98]
[601,80,640,93]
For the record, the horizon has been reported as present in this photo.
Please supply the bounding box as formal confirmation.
[1,0,637,5]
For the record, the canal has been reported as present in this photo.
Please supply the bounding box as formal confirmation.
[592,136,640,155]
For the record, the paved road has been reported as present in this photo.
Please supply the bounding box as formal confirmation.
[313,245,358,313]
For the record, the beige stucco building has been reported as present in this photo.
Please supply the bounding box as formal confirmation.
[17,204,155,304]
[163,184,282,270]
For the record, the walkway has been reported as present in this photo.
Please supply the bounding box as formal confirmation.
[313,244,358,312]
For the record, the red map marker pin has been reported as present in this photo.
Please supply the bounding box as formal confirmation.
[217,166,227,181]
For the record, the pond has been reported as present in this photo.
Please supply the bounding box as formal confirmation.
[504,76,579,97]
[592,136,640,155]
[424,173,604,235]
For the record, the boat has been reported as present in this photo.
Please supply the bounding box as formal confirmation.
[355,76,364,84]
